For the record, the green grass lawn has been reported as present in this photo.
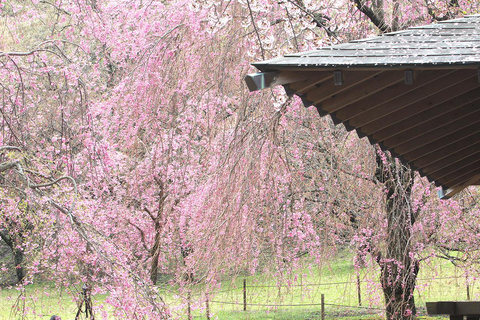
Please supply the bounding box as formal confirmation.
[0,283,108,320]
[1,251,471,319]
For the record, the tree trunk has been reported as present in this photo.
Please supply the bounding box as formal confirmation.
[0,230,26,283]
[149,225,161,285]
[13,249,26,283]
[376,150,419,320]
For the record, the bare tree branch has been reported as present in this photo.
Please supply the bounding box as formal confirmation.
[352,0,391,32]
[0,160,19,173]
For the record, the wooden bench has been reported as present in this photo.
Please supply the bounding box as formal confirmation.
[427,301,480,320]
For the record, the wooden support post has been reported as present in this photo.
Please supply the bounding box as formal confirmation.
[357,274,362,306]
[206,293,210,320]
[187,290,192,320]
[321,293,325,320]
[243,279,247,311]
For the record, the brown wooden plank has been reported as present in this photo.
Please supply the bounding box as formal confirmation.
[276,71,329,87]
[419,141,480,174]
[340,69,459,124]
[295,71,382,106]
[392,116,480,155]
[362,79,480,138]
[285,72,333,95]
[430,154,480,180]
[426,301,480,316]
[426,301,456,315]
[441,174,480,198]
[382,98,480,149]
[335,70,463,124]
[402,129,480,163]
[335,69,455,121]
[308,71,403,111]
[437,160,480,186]
[426,151,480,179]
[412,136,480,169]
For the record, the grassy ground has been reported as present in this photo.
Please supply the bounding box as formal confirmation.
[0,252,473,319]
[0,283,109,320]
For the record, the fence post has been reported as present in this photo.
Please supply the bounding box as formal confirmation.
[321,293,325,320]
[243,279,247,311]
[467,281,471,301]
[187,290,192,320]
[206,293,210,320]
[357,274,362,306]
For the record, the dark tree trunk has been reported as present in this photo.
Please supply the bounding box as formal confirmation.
[149,224,161,285]
[13,249,26,282]
[376,150,419,320]
[0,230,26,283]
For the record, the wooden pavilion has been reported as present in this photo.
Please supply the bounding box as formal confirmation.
[245,15,480,199]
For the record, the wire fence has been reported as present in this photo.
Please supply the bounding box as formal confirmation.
[171,272,480,319]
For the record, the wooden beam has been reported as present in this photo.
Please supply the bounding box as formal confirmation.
[321,71,405,112]
[382,97,480,149]
[418,140,480,174]
[305,71,398,111]
[394,115,480,154]
[425,149,480,178]
[438,174,480,199]
[438,160,480,186]
[335,70,453,122]
[403,130,480,163]
[365,81,480,139]
[244,71,279,91]
[344,70,460,127]
[286,72,333,95]
[413,136,480,169]
[295,71,381,106]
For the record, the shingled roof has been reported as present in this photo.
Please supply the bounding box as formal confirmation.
[245,15,480,199]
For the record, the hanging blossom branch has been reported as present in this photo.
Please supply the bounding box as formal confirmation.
[246,0,266,60]
[0,146,169,316]
[284,0,339,41]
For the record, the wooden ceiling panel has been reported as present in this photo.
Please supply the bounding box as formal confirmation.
[365,81,480,140]
[310,71,404,111]
[295,72,381,109]
[382,97,480,148]
[391,110,480,154]
[397,123,480,161]
[335,70,455,122]
[285,72,332,95]
[441,168,480,189]
[412,133,480,169]
[416,141,480,173]
[403,130,480,163]
[441,161,480,185]
[427,150,480,177]
[344,70,472,129]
